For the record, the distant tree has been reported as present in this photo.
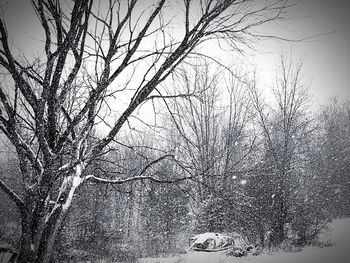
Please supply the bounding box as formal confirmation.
[249,56,312,246]
[313,99,350,217]
[141,181,190,257]
[168,62,255,235]
[0,1,291,262]
[169,63,223,199]
[0,137,21,250]
[245,160,276,246]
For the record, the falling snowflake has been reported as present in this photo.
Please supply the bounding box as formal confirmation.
[240,179,247,185]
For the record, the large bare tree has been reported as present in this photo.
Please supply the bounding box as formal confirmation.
[0,0,289,262]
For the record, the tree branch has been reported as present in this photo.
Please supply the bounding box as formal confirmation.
[0,175,25,212]
[84,154,191,185]
[85,174,192,185]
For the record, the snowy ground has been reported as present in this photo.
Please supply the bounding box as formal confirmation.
[139,218,350,263]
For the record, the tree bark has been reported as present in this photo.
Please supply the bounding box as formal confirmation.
[17,216,38,263]
[16,211,65,263]
[15,173,81,263]
[35,208,65,263]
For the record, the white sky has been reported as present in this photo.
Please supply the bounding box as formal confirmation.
[199,0,350,110]
[1,0,350,114]
[254,0,350,108]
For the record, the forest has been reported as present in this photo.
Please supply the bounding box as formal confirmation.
[0,0,349,263]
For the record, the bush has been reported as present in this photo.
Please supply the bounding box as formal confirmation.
[290,203,329,247]
[107,244,137,263]
[59,249,102,262]
[59,244,136,263]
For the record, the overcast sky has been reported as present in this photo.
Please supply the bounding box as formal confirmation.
[254,0,350,108]
[1,0,350,111]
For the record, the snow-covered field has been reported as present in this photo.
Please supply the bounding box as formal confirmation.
[139,218,350,263]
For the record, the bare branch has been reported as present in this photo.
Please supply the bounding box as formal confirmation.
[0,175,25,212]
[85,174,192,185]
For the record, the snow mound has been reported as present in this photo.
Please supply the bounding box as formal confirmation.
[138,218,350,263]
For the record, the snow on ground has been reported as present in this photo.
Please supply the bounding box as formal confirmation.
[138,218,350,263]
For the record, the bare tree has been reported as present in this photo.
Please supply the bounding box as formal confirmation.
[219,70,255,190]
[166,61,255,235]
[249,55,311,246]
[0,0,289,262]
[314,99,350,217]
[169,62,254,190]
[168,62,222,199]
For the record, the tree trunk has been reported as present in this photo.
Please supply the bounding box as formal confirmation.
[16,204,42,263]
[16,226,36,263]
[272,192,287,247]
[35,208,65,263]
[257,221,265,247]
[15,205,66,263]
[16,173,81,263]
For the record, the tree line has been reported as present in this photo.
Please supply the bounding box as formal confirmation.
[0,1,349,262]
[2,56,349,262]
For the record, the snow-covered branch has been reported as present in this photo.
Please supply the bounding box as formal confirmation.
[84,154,192,185]
[84,174,192,185]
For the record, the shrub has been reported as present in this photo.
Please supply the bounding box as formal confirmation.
[107,244,137,263]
